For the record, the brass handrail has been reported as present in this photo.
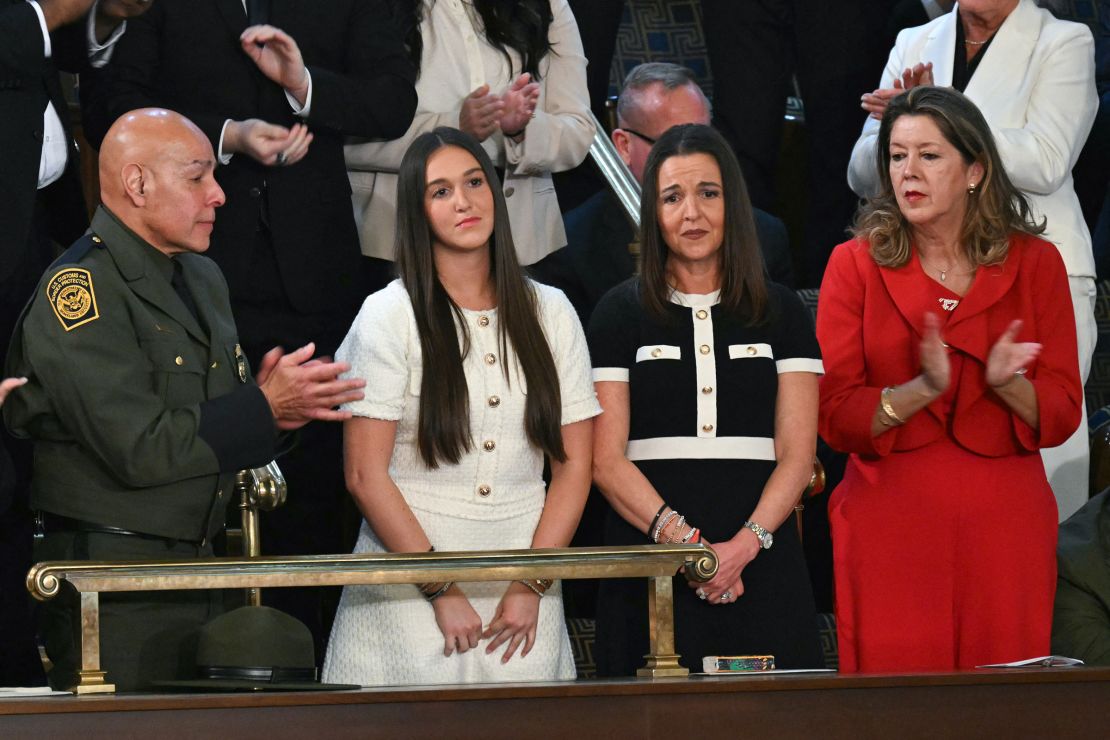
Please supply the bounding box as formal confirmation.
[587,110,641,229]
[28,544,717,694]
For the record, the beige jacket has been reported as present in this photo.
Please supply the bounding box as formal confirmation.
[344,0,593,265]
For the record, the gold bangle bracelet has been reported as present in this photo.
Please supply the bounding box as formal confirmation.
[880,386,907,425]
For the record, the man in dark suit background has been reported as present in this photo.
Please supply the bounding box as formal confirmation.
[0,0,150,688]
[700,0,896,287]
[80,0,418,660]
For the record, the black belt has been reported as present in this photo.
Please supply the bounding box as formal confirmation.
[36,512,201,546]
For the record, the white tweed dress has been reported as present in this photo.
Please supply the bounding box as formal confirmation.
[321,279,601,686]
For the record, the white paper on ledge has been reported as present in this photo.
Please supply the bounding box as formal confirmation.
[976,655,1085,668]
[0,687,70,698]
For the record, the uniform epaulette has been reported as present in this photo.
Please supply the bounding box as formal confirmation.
[49,232,105,269]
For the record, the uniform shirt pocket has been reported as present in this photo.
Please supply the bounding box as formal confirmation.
[636,345,682,362]
[142,339,206,408]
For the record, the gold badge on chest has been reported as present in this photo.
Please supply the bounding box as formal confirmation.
[235,343,248,383]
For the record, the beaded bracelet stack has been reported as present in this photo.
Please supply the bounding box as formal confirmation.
[418,545,453,602]
[649,503,701,544]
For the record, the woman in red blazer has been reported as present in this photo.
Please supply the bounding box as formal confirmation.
[818,86,1082,672]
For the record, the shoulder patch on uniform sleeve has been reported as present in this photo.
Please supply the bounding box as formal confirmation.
[46,268,100,331]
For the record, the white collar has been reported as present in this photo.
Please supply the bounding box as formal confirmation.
[668,288,721,308]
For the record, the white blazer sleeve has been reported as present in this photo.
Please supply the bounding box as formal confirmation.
[503,0,594,175]
[991,26,1097,196]
[846,30,913,198]
[344,109,463,174]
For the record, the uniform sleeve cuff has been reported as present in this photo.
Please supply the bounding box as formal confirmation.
[198,385,277,471]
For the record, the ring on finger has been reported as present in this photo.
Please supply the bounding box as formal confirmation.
[275,151,287,166]
[696,588,707,600]
[721,591,732,602]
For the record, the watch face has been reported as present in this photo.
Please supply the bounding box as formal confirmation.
[763,532,774,549]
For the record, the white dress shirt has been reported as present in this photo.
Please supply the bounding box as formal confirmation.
[28,0,125,190]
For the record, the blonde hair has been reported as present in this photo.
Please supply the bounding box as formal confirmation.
[853,86,1044,268]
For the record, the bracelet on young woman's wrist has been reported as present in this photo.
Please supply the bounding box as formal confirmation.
[421,581,453,602]
[518,578,553,597]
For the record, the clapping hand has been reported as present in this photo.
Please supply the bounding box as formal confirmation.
[861,62,934,120]
[223,119,312,167]
[919,311,951,395]
[498,74,540,138]
[460,84,505,142]
[482,581,540,662]
[986,319,1041,389]
[241,25,310,106]
[0,377,28,406]
[460,75,540,142]
[256,343,365,431]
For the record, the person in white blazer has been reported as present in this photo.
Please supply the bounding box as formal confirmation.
[344,0,593,285]
[846,0,1098,520]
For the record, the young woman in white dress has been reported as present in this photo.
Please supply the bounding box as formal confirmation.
[322,127,599,686]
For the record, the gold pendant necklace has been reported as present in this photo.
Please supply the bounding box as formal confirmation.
[921,255,974,283]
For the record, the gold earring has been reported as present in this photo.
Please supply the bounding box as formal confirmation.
[967,182,977,194]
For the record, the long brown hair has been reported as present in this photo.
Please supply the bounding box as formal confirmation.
[639,123,768,324]
[394,127,565,468]
[854,85,1045,268]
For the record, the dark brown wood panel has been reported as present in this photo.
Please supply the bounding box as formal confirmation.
[3,670,1109,739]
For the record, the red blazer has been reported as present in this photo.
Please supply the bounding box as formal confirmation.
[817,235,1082,458]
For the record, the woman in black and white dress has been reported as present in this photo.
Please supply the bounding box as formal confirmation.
[589,124,824,675]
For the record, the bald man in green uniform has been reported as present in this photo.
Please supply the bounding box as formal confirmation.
[3,108,365,692]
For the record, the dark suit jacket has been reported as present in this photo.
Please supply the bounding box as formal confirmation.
[885,0,933,52]
[1052,489,1110,665]
[81,0,417,316]
[0,0,89,286]
[538,189,795,325]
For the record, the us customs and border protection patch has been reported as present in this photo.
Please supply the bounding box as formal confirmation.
[46,268,100,331]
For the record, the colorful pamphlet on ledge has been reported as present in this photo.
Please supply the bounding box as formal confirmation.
[976,655,1085,669]
[702,655,775,673]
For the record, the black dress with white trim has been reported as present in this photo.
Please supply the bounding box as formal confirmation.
[588,278,825,674]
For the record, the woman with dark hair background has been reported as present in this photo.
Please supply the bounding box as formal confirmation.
[819,86,1083,671]
[322,128,599,686]
[346,0,593,290]
[590,124,824,675]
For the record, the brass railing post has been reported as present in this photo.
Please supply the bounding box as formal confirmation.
[235,463,286,607]
[74,591,114,694]
[236,470,262,607]
[637,575,687,678]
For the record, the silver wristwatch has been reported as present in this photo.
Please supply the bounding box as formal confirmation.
[744,520,773,550]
